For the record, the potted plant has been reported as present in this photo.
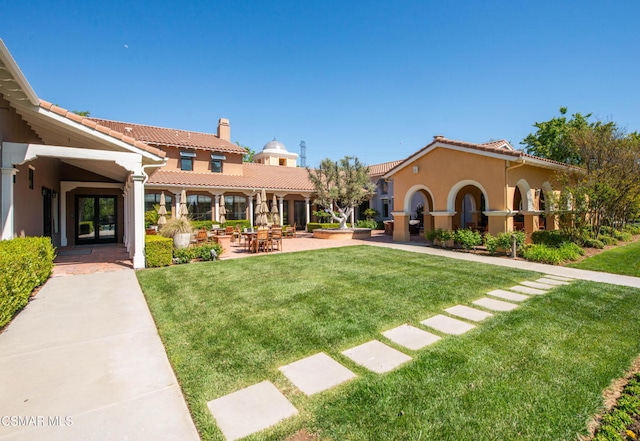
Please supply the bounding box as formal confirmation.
[159,217,193,249]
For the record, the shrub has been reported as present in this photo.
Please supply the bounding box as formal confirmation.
[485,231,526,255]
[612,230,633,242]
[520,242,583,265]
[425,228,454,247]
[223,220,251,230]
[191,220,216,231]
[0,237,56,328]
[145,235,173,268]
[599,235,618,246]
[454,228,482,250]
[307,222,348,232]
[356,219,377,229]
[531,230,570,247]
[583,238,605,249]
[624,223,640,235]
[173,243,223,264]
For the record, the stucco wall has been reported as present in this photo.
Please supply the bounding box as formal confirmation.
[162,146,243,175]
[392,147,507,212]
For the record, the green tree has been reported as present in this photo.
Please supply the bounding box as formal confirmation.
[307,156,375,229]
[558,122,640,238]
[236,142,255,162]
[521,107,591,165]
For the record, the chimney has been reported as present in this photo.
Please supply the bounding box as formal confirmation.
[217,118,230,141]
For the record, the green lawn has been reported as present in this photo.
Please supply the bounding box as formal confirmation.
[568,239,640,276]
[137,246,640,440]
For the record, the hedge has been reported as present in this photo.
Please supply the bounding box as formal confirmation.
[531,230,570,247]
[0,237,56,328]
[307,222,352,232]
[145,235,173,268]
[173,242,223,264]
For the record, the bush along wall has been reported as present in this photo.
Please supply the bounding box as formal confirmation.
[0,237,56,328]
[145,235,173,268]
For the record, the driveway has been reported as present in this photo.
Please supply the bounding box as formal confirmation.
[0,270,200,441]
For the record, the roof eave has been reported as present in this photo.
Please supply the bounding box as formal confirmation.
[0,39,40,106]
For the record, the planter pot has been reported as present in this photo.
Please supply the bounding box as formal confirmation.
[313,228,372,240]
[173,232,192,249]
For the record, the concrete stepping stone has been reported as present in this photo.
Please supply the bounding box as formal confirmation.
[279,352,356,395]
[342,340,412,374]
[473,297,518,312]
[520,280,553,290]
[536,277,570,286]
[382,324,441,350]
[487,289,530,302]
[508,285,547,295]
[421,314,476,335]
[207,381,298,441]
[543,274,574,282]
[445,305,493,322]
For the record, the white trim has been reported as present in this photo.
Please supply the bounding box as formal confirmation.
[59,181,124,246]
[403,184,435,214]
[514,179,533,212]
[145,183,314,196]
[483,210,515,217]
[0,40,40,106]
[1,167,18,240]
[447,180,489,213]
[430,211,456,217]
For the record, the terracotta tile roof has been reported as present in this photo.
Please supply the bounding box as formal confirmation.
[147,163,315,192]
[89,118,246,154]
[368,160,404,177]
[384,136,574,177]
[38,100,165,158]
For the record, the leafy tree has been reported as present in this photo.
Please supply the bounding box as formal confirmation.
[521,107,591,165]
[557,122,640,239]
[307,156,375,229]
[236,142,255,162]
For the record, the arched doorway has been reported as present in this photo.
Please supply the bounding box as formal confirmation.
[403,185,435,234]
[452,184,486,231]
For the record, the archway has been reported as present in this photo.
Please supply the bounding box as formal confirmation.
[404,185,435,233]
[448,181,488,231]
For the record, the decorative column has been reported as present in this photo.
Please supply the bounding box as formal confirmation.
[483,210,516,236]
[132,174,146,269]
[123,182,130,251]
[545,214,559,231]
[173,192,180,218]
[522,211,542,242]
[247,194,254,229]
[278,196,284,226]
[1,167,18,240]
[391,211,410,242]
[214,194,220,222]
[305,197,311,226]
[430,211,455,231]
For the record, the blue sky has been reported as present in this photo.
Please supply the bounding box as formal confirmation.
[3,1,639,167]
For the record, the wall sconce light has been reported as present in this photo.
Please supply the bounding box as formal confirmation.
[413,165,419,174]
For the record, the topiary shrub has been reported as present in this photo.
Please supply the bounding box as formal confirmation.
[145,235,173,268]
[0,237,55,328]
[531,230,570,247]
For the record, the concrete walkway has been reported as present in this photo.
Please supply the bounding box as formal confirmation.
[362,239,640,289]
[0,270,199,441]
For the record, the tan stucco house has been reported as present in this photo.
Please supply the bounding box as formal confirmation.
[384,135,569,242]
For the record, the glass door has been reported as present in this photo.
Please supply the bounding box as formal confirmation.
[76,196,117,244]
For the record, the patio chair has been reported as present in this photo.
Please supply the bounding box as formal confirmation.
[195,230,208,245]
[255,229,270,253]
[284,223,296,238]
[270,228,283,251]
[232,225,243,246]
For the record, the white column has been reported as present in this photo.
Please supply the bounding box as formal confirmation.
[214,194,220,222]
[132,175,146,269]
[123,183,130,251]
[173,192,180,218]
[278,196,284,226]
[1,168,18,240]
[248,194,254,229]
[305,197,310,226]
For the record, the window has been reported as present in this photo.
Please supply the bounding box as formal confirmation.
[28,168,34,189]
[210,154,226,173]
[187,195,212,221]
[180,151,196,171]
[382,200,389,218]
[224,195,247,220]
[378,179,388,195]
[145,193,173,213]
